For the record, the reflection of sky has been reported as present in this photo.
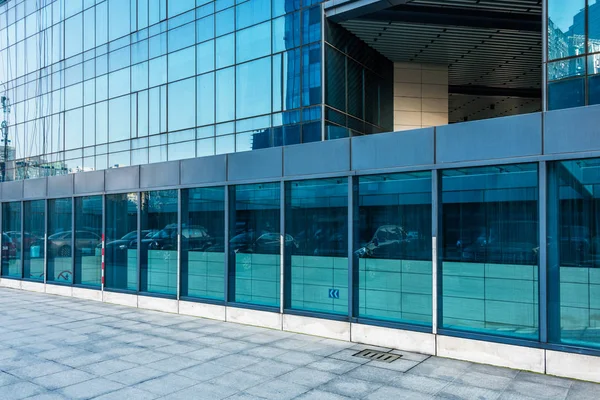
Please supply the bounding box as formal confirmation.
[549,1,585,32]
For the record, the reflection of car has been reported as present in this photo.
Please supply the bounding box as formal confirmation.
[228,231,297,254]
[47,231,101,257]
[145,226,214,251]
[355,225,409,258]
[5,231,39,249]
[104,230,157,252]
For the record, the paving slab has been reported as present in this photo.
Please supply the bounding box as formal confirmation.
[0,287,599,400]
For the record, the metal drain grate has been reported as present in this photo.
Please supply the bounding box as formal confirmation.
[353,349,402,363]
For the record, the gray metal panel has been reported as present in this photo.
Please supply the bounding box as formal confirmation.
[284,138,350,176]
[228,148,283,181]
[544,105,600,154]
[74,170,104,194]
[351,128,434,171]
[105,166,140,192]
[1,180,22,201]
[180,155,227,185]
[23,178,46,199]
[47,174,74,198]
[436,112,542,164]
[141,161,180,188]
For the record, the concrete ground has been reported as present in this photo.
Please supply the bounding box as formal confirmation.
[0,288,598,400]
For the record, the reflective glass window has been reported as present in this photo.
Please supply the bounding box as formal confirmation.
[548,78,585,110]
[229,183,280,307]
[108,0,131,41]
[216,34,234,69]
[548,158,600,349]
[302,43,321,106]
[236,57,271,119]
[355,172,432,324]
[23,200,45,281]
[181,187,225,300]
[236,22,271,63]
[168,77,196,131]
[74,196,102,287]
[548,0,585,60]
[109,95,131,142]
[168,0,195,17]
[215,8,235,37]
[140,190,178,295]
[169,47,196,82]
[149,55,168,87]
[197,40,215,74]
[237,0,271,30]
[442,164,539,339]
[197,72,215,126]
[273,12,300,53]
[47,198,73,284]
[589,74,600,105]
[285,178,348,315]
[105,193,138,291]
[2,202,22,278]
[168,22,195,53]
[196,15,215,43]
[216,67,235,122]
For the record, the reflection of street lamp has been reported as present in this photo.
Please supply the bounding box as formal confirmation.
[1,96,11,183]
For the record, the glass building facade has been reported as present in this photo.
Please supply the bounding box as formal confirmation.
[0,0,392,182]
[547,0,600,109]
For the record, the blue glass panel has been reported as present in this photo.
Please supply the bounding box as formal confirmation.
[236,21,271,63]
[47,199,73,284]
[273,0,300,18]
[442,164,539,340]
[548,78,585,110]
[168,46,195,81]
[149,32,167,59]
[236,57,272,119]
[1,202,22,279]
[23,200,45,281]
[216,34,234,68]
[108,0,131,41]
[302,6,321,45]
[216,67,235,122]
[149,55,167,87]
[168,77,196,131]
[74,196,102,287]
[196,15,215,43]
[105,193,138,291]
[589,73,600,105]
[132,62,149,92]
[273,12,300,53]
[168,21,195,53]
[356,172,432,325]
[548,0,585,60]
[229,183,281,307]
[548,158,600,350]
[197,73,215,126]
[237,0,271,30]
[215,8,234,37]
[168,0,195,17]
[197,40,215,74]
[140,190,178,296]
[181,187,226,300]
[302,43,321,106]
[285,178,348,315]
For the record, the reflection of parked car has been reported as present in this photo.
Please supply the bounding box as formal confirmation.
[228,231,297,254]
[5,231,39,249]
[103,230,156,252]
[47,231,101,257]
[145,225,214,251]
[355,225,409,258]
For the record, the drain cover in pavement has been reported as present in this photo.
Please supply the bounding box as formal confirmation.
[353,349,401,363]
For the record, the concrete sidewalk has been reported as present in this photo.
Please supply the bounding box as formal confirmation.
[0,288,597,400]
